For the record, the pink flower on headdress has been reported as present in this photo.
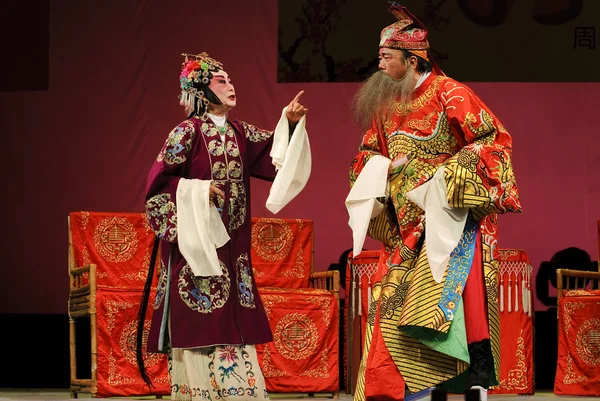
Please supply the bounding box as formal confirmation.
[180,60,201,79]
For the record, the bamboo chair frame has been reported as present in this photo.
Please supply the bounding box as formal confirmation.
[68,216,98,398]
[67,215,163,399]
[557,268,600,299]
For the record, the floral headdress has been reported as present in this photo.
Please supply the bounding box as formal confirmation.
[179,52,223,119]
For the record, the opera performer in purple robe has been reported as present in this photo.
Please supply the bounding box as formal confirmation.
[138,52,309,401]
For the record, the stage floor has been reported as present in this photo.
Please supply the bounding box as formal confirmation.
[0,390,589,401]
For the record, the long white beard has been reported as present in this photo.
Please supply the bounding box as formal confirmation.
[352,68,418,129]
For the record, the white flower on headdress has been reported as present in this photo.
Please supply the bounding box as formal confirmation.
[379,27,395,46]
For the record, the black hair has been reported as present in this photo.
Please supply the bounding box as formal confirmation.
[187,74,222,119]
[136,236,160,387]
[401,49,432,73]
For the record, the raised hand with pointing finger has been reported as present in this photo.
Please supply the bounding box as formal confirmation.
[285,90,308,124]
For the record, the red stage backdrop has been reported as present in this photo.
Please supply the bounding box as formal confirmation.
[1,0,599,314]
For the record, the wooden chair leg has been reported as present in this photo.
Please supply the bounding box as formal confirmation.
[90,265,98,397]
[91,312,98,397]
[69,318,77,398]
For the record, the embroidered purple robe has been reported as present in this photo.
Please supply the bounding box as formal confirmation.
[145,116,276,351]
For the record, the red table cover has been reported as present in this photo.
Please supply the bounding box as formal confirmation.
[255,287,339,393]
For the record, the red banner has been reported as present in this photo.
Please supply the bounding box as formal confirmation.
[554,291,600,396]
[251,218,313,289]
[70,211,158,289]
[95,289,170,397]
[255,288,339,393]
[490,249,534,395]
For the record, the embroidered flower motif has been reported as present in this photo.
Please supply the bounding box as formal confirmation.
[145,194,177,242]
[219,346,239,363]
[212,162,227,180]
[228,160,242,179]
[236,253,255,308]
[228,182,247,231]
[208,140,224,156]
[198,279,210,294]
[241,121,272,142]
[178,262,230,313]
[226,141,239,157]
[157,121,195,165]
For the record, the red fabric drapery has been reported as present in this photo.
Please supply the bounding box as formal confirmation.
[70,211,169,397]
[251,217,339,393]
[554,290,600,395]
[70,212,158,288]
[489,249,534,395]
[255,288,339,393]
[96,289,170,397]
[250,218,313,289]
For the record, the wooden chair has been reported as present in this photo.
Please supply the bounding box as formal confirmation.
[67,213,168,398]
[557,268,600,298]
[553,222,600,395]
[554,269,600,397]
[309,270,340,297]
[68,216,98,398]
[556,226,599,296]
[554,268,600,395]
